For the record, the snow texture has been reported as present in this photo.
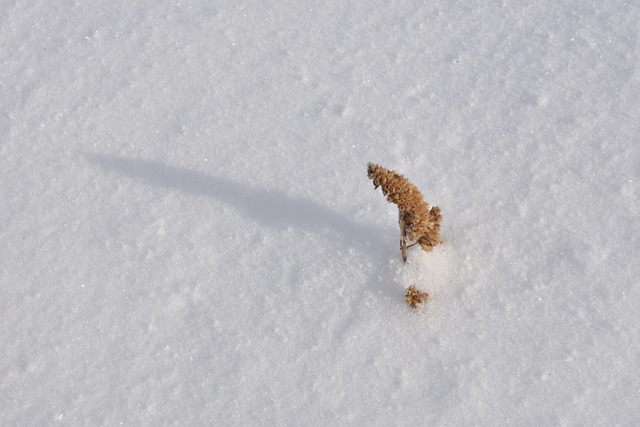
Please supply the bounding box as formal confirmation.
[2,0,640,425]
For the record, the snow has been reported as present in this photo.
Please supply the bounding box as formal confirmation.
[2,0,640,425]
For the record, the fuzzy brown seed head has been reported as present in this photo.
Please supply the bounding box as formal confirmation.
[367,163,424,212]
[368,163,443,258]
[405,284,428,308]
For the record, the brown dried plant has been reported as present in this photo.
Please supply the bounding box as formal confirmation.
[405,285,428,308]
[367,163,443,262]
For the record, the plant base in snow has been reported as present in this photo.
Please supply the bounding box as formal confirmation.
[405,285,428,308]
[367,163,442,262]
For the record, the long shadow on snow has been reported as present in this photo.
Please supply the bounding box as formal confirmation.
[86,153,391,259]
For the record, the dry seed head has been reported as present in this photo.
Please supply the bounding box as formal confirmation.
[367,163,443,253]
[405,284,428,308]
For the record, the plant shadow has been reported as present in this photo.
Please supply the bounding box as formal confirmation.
[85,153,391,262]
[86,153,400,297]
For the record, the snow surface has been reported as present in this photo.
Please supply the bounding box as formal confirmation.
[2,0,640,425]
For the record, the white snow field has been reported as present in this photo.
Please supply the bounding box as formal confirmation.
[2,0,640,425]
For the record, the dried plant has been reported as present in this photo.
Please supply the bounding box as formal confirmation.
[367,163,443,262]
[405,285,428,308]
